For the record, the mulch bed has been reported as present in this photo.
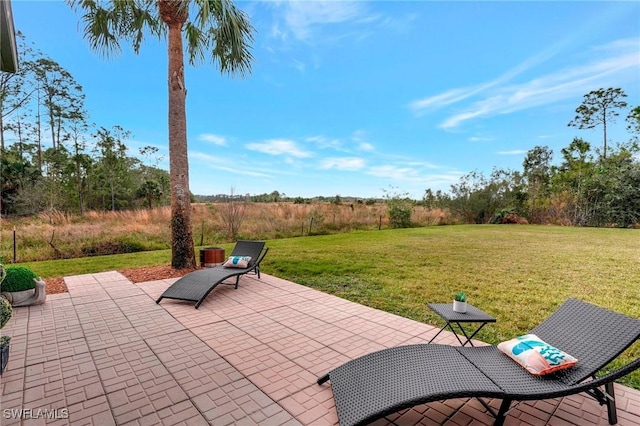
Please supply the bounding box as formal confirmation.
[45,266,199,295]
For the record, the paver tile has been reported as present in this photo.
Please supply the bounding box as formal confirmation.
[1,271,636,426]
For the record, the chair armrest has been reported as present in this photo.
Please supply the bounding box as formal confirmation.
[252,247,269,267]
[547,357,640,399]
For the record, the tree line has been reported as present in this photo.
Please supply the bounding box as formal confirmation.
[424,88,640,227]
[2,32,639,231]
[0,32,170,216]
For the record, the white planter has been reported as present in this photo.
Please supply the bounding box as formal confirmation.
[452,300,467,313]
[1,279,46,307]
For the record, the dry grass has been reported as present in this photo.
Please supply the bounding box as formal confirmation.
[0,203,449,262]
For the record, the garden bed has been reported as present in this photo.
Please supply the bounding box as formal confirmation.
[46,266,198,294]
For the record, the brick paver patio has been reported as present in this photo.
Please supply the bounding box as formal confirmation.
[1,271,639,425]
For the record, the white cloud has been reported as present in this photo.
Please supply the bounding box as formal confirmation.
[283,1,366,41]
[368,165,418,180]
[424,172,466,190]
[410,28,583,116]
[267,0,381,46]
[497,150,528,155]
[319,157,365,171]
[358,142,374,151]
[468,136,493,142]
[410,37,640,130]
[292,59,305,72]
[246,139,313,158]
[306,135,342,150]
[351,130,375,151]
[409,88,475,113]
[191,151,274,178]
[199,133,227,146]
[303,132,375,153]
[207,164,272,178]
[378,13,418,33]
[405,160,441,170]
[366,164,460,193]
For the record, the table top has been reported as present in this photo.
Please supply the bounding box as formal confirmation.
[427,303,497,323]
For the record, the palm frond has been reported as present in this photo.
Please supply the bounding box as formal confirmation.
[67,0,162,57]
[69,0,254,75]
[183,22,208,65]
[189,0,254,76]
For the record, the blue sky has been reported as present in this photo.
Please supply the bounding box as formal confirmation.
[10,1,640,199]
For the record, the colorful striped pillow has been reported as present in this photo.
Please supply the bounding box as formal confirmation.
[222,256,252,268]
[497,334,578,376]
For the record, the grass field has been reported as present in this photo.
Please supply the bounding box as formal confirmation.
[17,224,640,389]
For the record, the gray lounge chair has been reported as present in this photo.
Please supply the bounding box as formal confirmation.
[317,298,640,426]
[156,240,268,308]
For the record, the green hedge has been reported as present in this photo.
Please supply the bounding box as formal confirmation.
[1,266,38,292]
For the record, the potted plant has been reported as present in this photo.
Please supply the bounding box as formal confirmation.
[453,291,467,313]
[0,266,46,307]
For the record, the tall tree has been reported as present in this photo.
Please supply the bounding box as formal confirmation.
[627,105,640,135]
[32,58,84,153]
[522,146,553,222]
[66,109,92,214]
[0,32,38,151]
[552,138,594,225]
[93,126,132,211]
[69,0,254,269]
[568,88,628,159]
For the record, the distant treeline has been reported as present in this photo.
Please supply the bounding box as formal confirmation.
[0,32,171,215]
[1,29,639,227]
[424,88,640,227]
[195,192,380,205]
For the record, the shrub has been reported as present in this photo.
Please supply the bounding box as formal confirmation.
[80,238,147,256]
[0,296,12,350]
[491,208,513,224]
[387,198,414,228]
[0,297,11,329]
[1,266,38,292]
[0,335,10,348]
[383,187,415,229]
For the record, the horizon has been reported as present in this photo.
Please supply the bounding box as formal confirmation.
[9,1,640,199]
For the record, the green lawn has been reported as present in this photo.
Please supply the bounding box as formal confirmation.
[19,224,640,388]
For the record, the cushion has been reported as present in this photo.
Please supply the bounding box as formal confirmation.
[222,256,252,268]
[497,334,578,376]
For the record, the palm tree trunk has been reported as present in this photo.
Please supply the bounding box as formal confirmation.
[165,6,196,269]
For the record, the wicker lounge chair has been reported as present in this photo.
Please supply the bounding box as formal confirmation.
[317,298,640,426]
[156,240,268,309]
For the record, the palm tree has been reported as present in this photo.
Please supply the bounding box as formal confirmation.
[68,0,253,268]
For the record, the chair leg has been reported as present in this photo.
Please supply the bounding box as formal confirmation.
[605,382,617,425]
[317,374,330,385]
[493,399,512,426]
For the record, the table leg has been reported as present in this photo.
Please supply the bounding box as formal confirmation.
[427,323,448,344]
[452,321,489,347]
[428,321,490,347]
